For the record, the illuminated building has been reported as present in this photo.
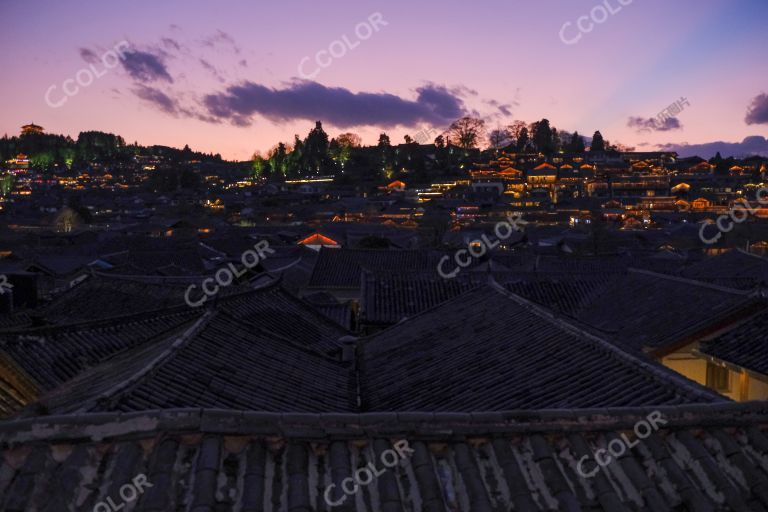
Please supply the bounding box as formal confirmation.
[20,123,44,136]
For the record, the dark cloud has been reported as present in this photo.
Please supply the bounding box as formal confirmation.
[628,116,683,132]
[161,37,182,52]
[449,85,478,97]
[79,48,99,64]
[120,49,173,83]
[201,29,241,54]
[202,81,466,128]
[132,85,223,123]
[238,59,248,68]
[133,85,178,113]
[199,59,225,82]
[658,136,768,158]
[483,99,513,117]
[746,93,768,125]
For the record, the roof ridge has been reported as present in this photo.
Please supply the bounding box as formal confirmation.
[79,311,215,412]
[262,256,305,273]
[357,283,489,344]
[628,267,753,295]
[278,285,354,335]
[735,247,768,262]
[91,270,210,282]
[5,402,768,443]
[319,246,436,255]
[215,310,347,363]
[0,304,199,336]
[487,278,727,404]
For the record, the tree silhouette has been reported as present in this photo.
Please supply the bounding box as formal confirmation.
[446,117,486,149]
[590,131,605,152]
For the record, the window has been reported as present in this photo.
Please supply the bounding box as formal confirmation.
[707,363,731,392]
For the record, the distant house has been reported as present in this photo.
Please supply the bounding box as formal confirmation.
[297,232,341,251]
[470,178,504,195]
[7,153,29,170]
[24,255,91,297]
[695,308,768,401]
[0,279,348,418]
[680,249,768,290]
[497,266,768,401]
[692,197,714,211]
[20,123,44,136]
[303,248,444,301]
[526,163,558,187]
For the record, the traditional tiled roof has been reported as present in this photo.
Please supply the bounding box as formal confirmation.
[503,273,615,315]
[312,303,354,330]
[531,162,557,172]
[34,273,212,324]
[5,279,727,420]
[360,285,723,412]
[303,291,355,330]
[0,308,201,417]
[259,245,319,294]
[307,248,444,289]
[36,310,353,414]
[98,247,209,276]
[25,254,89,277]
[215,282,352,355]
[569,270,763,355]
[2,403,767,511]
[360,271,484,326]
[681,249,768,290]
[533,252,685,275]
[0,312,32,331]
[0,280,350,417]
[298,223,423,249]
[699,308,768,375]
[498,166,523,175]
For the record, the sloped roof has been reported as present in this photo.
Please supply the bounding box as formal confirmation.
[360,285,723,412]
[699,308,768,375]
[2,403,767,511]
[26,254,90,276]
[98,247,209,276]
[36,310,353,414]
[532,251,687,275]
[307,248,444,289]
[681,249,768,290]
[0,281,351,417]
[311,302,354,330]
[360,270,484,325]
[297,232,340,246]
[503,273,615,315]
[216,282,351,355]
[569,270,762,355]
[0,308,201,416]
[260,247,319,294]
[33,273,219,324]
[5,280,727,419]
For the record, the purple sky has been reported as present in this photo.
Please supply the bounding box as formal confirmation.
[1,0,767,159]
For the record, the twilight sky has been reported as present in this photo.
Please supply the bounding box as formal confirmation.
[1,0,767,159]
